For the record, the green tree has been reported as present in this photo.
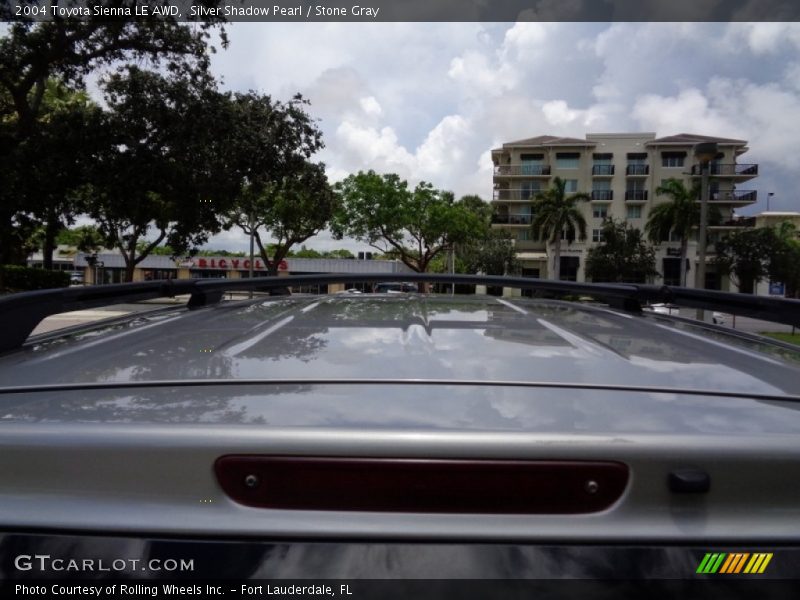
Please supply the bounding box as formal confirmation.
[291,246,323,259]
[260,163,335,274]
[56,225,105,253]
[586,219,659,283]
[225,161,333,275]
[457,229,521,276]
[0,10,224,142]
[770,223,800,298]
[530,177,590,281]
[85,68,234,281]
[456,194,493,226]
[331,171,485,280]
[0,12,226,267]
[645,178,720,287]
[21,80,102,269]
[716,225,797,294]
[324,249,355,259]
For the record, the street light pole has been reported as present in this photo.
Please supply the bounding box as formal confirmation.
[694,142,718,322]
[450,244,455,296]
[248,211,255,299]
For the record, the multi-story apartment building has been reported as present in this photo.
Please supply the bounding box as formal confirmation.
[491,133,758,290]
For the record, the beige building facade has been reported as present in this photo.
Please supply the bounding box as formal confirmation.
[491,132,759,291]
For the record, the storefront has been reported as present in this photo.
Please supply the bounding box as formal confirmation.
[74,253,413,292]
[187,257,287,279]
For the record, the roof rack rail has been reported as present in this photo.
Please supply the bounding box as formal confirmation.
[1,274,798,354]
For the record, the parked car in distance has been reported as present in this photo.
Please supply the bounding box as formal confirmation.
[68,271,84,285]
[372,281,418,293]
[645,302,727,325]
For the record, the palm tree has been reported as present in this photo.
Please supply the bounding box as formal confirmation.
[645,178,718,287]
[530,177,590,280]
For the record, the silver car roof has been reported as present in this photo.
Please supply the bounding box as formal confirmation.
[1,294,799,431]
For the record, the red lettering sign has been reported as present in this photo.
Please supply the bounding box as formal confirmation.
[219,259,227,269]
[243,260,250,270]
[232,259,240,269]
[255,260,263,269]
[210,259,216,268]
[278,260,288,271]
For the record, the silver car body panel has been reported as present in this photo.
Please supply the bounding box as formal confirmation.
[0,295,798,540]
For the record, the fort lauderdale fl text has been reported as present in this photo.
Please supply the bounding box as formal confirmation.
[16,583,354,597]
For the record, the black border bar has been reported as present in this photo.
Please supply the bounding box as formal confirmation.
[6,0,800,23]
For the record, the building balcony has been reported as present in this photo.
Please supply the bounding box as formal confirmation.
[709,217,756,230]
[626,164,649,176]
[590,190,613,201]
[690,163,758,179]
[493,189,540,201]
[625,190,648,202]
[512,239,546,251]
[492,213,532,225]
[493,164,552,177]
[707,189,758,205]
[592,164,615,176]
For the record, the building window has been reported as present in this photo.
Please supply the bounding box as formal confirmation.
[626,205,642,219]
[591,179,612,200]
[626,152,649,175]
[592,153,614,175]
[627,152,647,165]
[627,179,646,192]
[593,179,611,190]
[517,230,531,241]
[520,153,545,175]
[592,229,603,243]
[593,153,613,165]
[661,151,686,168]
[592,206,608,219]
[564,179,578,193]
[556,152,580,169]
[520,180,541,199]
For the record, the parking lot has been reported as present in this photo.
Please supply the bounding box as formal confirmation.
[30,301,183,335]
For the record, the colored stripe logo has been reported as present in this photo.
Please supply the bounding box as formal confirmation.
[696,552,773,574]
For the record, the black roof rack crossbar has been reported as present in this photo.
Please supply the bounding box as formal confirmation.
[0,273,798,354]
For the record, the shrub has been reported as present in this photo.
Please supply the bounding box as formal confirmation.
[0,265,70,291]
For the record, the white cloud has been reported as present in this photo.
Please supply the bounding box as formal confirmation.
[631,88,738,138]
[500,21,551,60]
[721,23,800,55]
[542,100,582,126]
[632,79,800,172]
[785,62,800,92]
[415,115,472,180]
[448,50,516,96]
[335,121,416,176]
[359,96,382,118]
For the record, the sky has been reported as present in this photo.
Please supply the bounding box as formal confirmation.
[116,22,800,252]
